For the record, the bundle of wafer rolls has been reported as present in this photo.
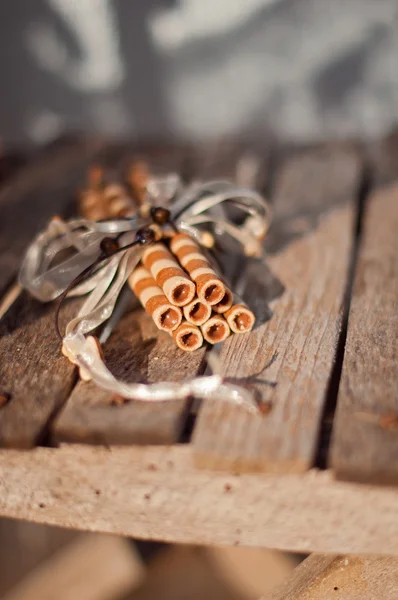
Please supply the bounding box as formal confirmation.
[79,164,256,352]
[128,232,255,352]
[79,160,153,221]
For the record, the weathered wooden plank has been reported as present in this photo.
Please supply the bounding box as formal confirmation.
[52,309,206,445]
[53,142,269,445]
[0,293,81,448]
[1,445,398,555]
[193,146,363,472]
[0,140,107,448]
[268,553,398,600]
[52,145,206,445]
[0,142,205,448]
[331,183,398,484]
[368,129,398,186]
[0,139,103,296]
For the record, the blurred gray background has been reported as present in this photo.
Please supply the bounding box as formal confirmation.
[1,0,398,145]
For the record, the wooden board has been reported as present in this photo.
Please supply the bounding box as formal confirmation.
[52,309,206,445]
[331,183,398,484]
[193,146,363,472]
[0,293,81,448]
[52,142,269,445]
[0,142,207,448]
[1,445,398,555]
[269,553,398,600]
[0,139,103,296]
[0,140,108,448]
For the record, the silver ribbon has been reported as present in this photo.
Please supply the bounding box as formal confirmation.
[19,176,271,412]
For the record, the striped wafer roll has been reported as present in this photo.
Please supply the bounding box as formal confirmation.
[142,243,196,307]
[103,183,135,217]
[183,297,211,326]
[201,315,230,345]
[170,233,226,305]
[212,287,234,314]
[129,266,182,332]
[127,159,149,204]
[172,321,203,352]
[79,189,107,221]
[225,304,255,333]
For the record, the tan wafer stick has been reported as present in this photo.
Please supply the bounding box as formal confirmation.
[79,188,107,220]
[129,266,182,332]
[183,297,211,326]
[170,233,226,305]
[212,286,234,314]
[142,243,196,307]
[127,159,150,205]
[225,303,255,333]
[201,315,231,345]
[172,321,203,352]
[103,183,135,217]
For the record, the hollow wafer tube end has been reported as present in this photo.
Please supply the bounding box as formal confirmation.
[196,273,226,305]
[172,322,203,352]
[170,234,225,306]
[201,315,231,345]
[183,297,212,326]
[212,287,234,314]
[163,275,196,307]
[225,304,255,333]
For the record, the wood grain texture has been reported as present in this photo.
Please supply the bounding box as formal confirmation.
[331,183,398,484]
[53,142,269,445]
[0,142,203,448]
[0,140,108,448]
[0,293,81,448]
[52,145,208,445]
[193,146,363,472]
[0,138,103,296]
[52,309,206,445]
[1,445,398,555]
[268,553,398,600]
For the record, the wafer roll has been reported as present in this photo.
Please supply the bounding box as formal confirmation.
[103,183,135,217]
[129,266,182,332]
[79,189,107,220]
[172,321,203,352]
[170,233,225,305]
[212,287,234,314]
[142,243,196,307]
[127,159,150,204]
[225,304,255,333]
[183,297,212,326]
[201,315,231,345]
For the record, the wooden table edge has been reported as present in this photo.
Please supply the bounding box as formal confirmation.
[0,444,397,556]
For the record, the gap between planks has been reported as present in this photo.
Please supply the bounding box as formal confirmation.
[192,144,363,473]
[52,141,270,447]
[330,182,398,484]
[315,152,371,469]
[0,141,190,448]
[0,139,107,448]
[1,444,398,556]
